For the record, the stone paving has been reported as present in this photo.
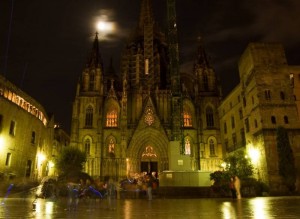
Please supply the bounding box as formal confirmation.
[1,196,300,218]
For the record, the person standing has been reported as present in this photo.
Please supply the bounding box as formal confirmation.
[234,176,242,199]
[107,178,117,210]
[146,175,153,201]
[229,177,237,199]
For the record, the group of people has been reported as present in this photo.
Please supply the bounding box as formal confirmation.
[67,177,117,211]
[229,175,242,199]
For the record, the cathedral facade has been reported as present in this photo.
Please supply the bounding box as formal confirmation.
[70,0,223,181]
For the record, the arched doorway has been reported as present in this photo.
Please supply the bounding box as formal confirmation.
[140,145,158,176]
[127,127,169,176]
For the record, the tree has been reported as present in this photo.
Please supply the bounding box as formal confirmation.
[223,150,254,179]
[210,151,255,196]
[55,147,86,179]
[276,126,296,192]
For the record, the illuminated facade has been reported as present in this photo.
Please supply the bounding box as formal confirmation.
[0,75,52,180]
[70,0,223,180]
[219,43,300,192]
[0,75,69,181]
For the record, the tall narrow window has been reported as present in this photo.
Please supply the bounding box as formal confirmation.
[85,139,91,155]
[9,120,16,136]
[254,119,258,128]
[183,111,192,127]
[240,128,246,146]
[231,116,235,129]
[106,109,118,127]
[243,97,246,107]
[280,91,285,100]
[145,59,149,75]
[224,122,227,134]
[265,90,271,100]
[290,73,294,87]
[284,116,289,124]
[232,133,237,148]
[185,138,191,155]
[85,106,93,127]
[239,108,243,120]
[203,74,209,90]
[209,139,215,156]
[206,107,214,127]
[245,118,249,133]
[271,116,276,124]
[6,153,11,166]
[108,138,115,154]
[31,131,36,144]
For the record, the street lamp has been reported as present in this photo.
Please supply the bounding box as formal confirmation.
[248,147,260,164]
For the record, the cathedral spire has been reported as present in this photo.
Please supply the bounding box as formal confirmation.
[194,37,210,68]
[87,32,103,69]
[139,0,154,28]
[167,0,180,95]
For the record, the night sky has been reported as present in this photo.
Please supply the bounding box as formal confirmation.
[1,0,300,134]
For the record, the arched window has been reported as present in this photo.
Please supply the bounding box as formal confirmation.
[85,139,91,155]
[271,116,276,124]
[85,106,93,127]
[106,109,118,127]
[209,139,216,156]
[280,91,285,100]
[284,116,289,124]
[206,107,214,127]
[108,138,115,154]
[183,111,192,127]
[185,138,191,155]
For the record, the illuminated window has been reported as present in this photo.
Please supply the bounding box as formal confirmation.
[206,107,214,127]
[85,106,93,127]
[185,138,191,155]
[85,139,91,155]
[290,73,294,87]
[108,138,115,154]
[209,139,215,156]
[9,120,16,136]
[145,59,149,75]
[106,109,118,127]
[183,111,192,127]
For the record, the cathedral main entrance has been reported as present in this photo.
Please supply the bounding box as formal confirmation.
[141,161,158,174]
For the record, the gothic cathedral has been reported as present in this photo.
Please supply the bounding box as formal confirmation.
[70,0,223,180]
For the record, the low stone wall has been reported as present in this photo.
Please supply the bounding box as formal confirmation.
[158,171,212,187]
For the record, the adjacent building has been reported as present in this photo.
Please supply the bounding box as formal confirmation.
[0,75,69,181]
